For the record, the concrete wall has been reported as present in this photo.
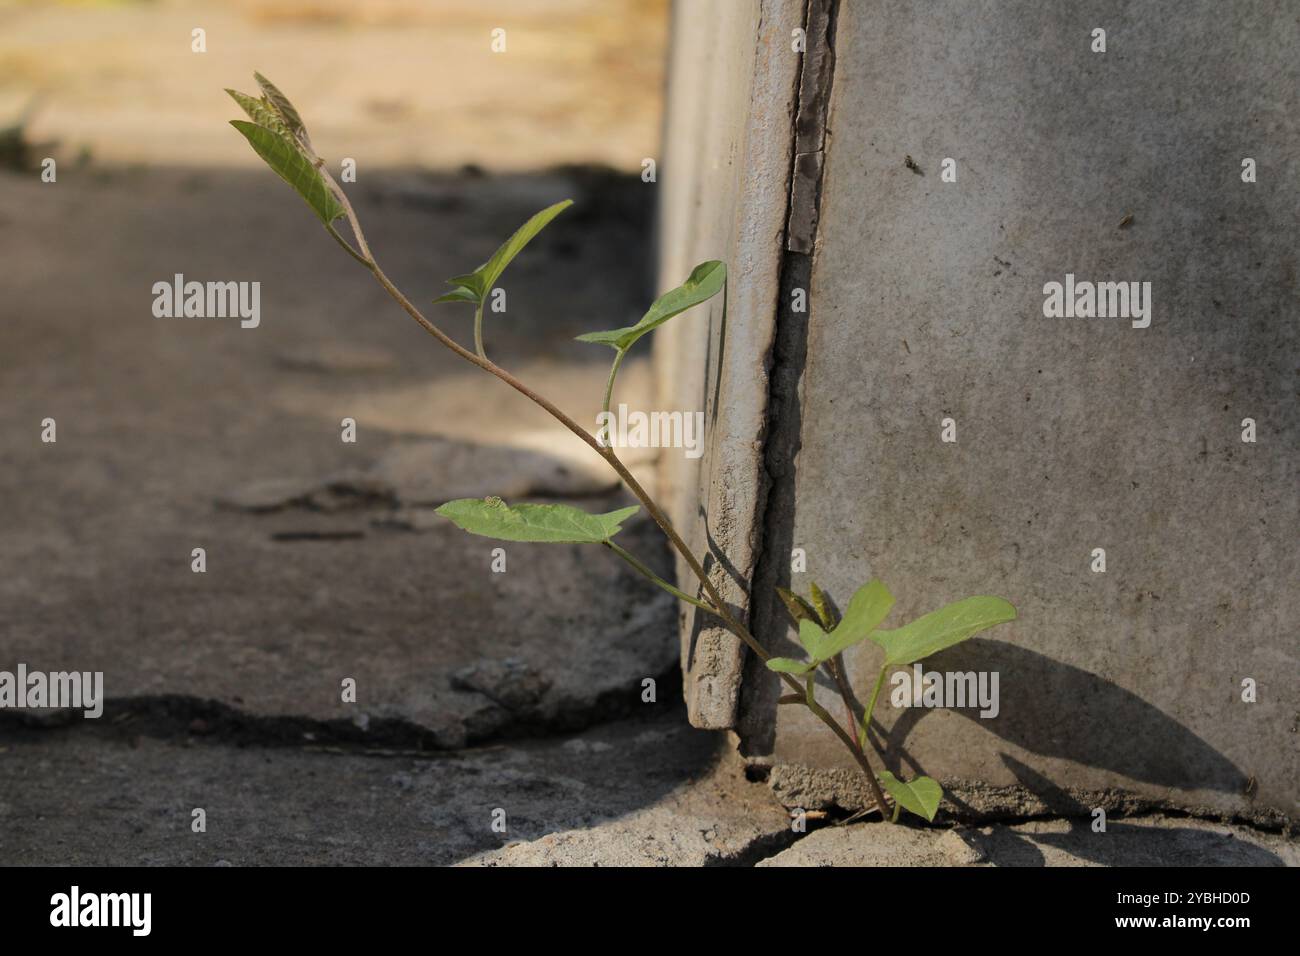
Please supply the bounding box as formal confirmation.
[658,0,1297,824]
[655,0,804,728]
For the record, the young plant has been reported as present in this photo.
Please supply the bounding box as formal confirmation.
[225,75,1018,824]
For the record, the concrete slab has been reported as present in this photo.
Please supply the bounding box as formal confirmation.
[460,743,791,866]
[0,166,676,748]
[0,710,751,866]
[760,816,1299,868]
[757,0,1298,824]
[657,0,1298,824]
[2,691,1287,868]
[654,0,805,729]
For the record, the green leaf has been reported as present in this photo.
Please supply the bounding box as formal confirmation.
[443,200,572,303]
[871,596,1016,666]
[254,71,311,147]
[788,580,897,664]
[434,497,637,544]
[816,579,895,659]
[433,286,479,305]
[576,260,726,351]
[878,772,943,822]
[226,89,291,137]
[776,587,818,627]
[229,120,343,224]
[766,657,816,675]
[797,619,828,659]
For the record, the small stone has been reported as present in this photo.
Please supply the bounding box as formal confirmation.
[939,828,986,864]
[451,657,552,711]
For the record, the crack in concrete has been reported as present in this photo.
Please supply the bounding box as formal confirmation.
[737,803,1294,868]
[773,786,1293,838]
[703,825,806,867]
[740,0,841,757]
[0,663,681,755]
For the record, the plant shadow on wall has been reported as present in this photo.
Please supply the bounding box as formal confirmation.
[226,73,1019,825]
[873,638,1246,798]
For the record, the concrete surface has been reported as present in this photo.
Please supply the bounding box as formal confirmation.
[0,162,679,748]
[654,0,804,729]
[6,698,1289,866]
[760,815,1299,868]
[459,734,791,866]
[658,0,1298,824]
[0,709,749,866]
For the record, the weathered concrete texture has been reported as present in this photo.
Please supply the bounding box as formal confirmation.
[766,758,1290,832]
[655,0,804,729]
[760,816,1300,867]
[0,165,673,749]
[756,0,1299,824]
[459,739,790,866]
[0,710,751,866]
[659,0,1297,821]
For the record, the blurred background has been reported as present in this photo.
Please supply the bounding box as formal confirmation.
[1,0,667,170]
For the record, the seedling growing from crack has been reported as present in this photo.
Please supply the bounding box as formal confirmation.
[225,74,1017,826]
[773,581,1015,821]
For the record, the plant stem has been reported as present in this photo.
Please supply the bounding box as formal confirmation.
[859,664,889,750]
[602,348,627,416]
[473,300,486,362]
[326,223,370,267]
[604,541,714,613]
[320,200,893,823]
[813,602,866,758]
[317,165,373,264]
[827,656,864,753]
